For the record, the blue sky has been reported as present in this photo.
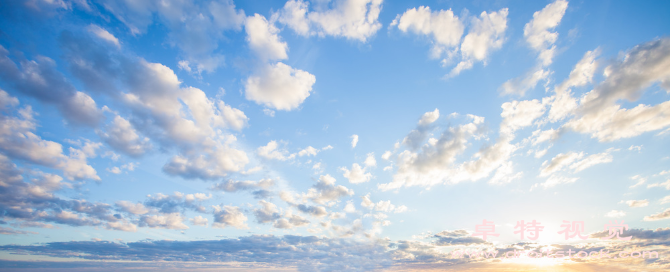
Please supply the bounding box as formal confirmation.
[1,0,670,271]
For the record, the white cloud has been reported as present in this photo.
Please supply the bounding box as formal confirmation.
[298,146,319,157]
[500,68,550,96]
[350,134,359,148]
[364,153,377,167]
[392,6,464,59]
[97,115,152,157]
[605,210,626,218]
[245,14,288,61]
[500,99,546,135]
[392,6,508,77]
[189,215,208,226]
[87,24,120,47]
[548,49,599,122]
[625,200,649,208]
[539,152,583,177]
[107,167,121,174]
[499,0,568,96]
[277,0,383,42]
[306,174,354,205]
[212,205,248,229]
[0,95,99,180]
[450,9,508,76]
[630,175,647,188]
[0,47,104,126]
[381,151,392,160]
[418,109,440,126]
[359,195,407,214]
[530,129,560,146]
[565,38,670,141]
[569,152,613,173]
[257,140,295,161]
[99,0,245,74]
[488,161,523,185]
[532,175,579,190]
[116,201,149,215]
[523,0,568,66]
[263,108,275,117]
[374,200,408,213]
[254,200,280,224]
[344,201,356,213]
[245,62,316,111]
[163,141,249,180]
[140,213,189,230]
[643,208,670,221]
[340,163,372,184]
[273,210,310,229]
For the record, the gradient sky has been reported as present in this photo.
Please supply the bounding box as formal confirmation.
[0,0,669,271]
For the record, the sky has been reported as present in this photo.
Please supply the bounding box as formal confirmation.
[0,0,669,271]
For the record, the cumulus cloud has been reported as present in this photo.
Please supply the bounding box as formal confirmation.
[59,30,251,181]
[500,68,550,96]
[539,152,583,177]
[499,0,568,96]
[350,134,359,148]
[565,38,670,141]
[257,140,296,161]
[449,9,508,77]
[391,6,464,59]
[360,194,407,214]
[364,153,376,167]
[0,154,137,230]
[644,208,670,221]
[87,24,120,47]
[298,146,319,157]
[273,210,310,229]
[245,14,288,61]
[500,99,546,135]
[163,142,249,180]
[140,213,188,230]
[97,116,151,157]
[306,174,354,204]
[189,215,208,226]
[605,210,626,218]
[99,0,245,74]
[211,179,274,199]
[625,200,649,208]
[403,109,440,150]
[340,163,372,184]
[379,115,485,190]
[115,201,149,215]
[212,205,248,229]
[244,62,316,111]
[392,6,508,77]
[277,0,383,42]
[0,46,103,126]
[523,0,568,66]
[569,151,613,173]
[0,93,99,180]
[548,49,599,122]
[254,200,281,224]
